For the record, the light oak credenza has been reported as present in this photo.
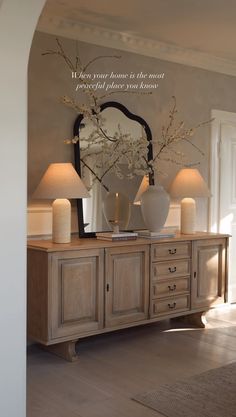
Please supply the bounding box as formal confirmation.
[27,232,229,361]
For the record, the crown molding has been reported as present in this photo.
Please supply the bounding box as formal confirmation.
[37,15,236,77]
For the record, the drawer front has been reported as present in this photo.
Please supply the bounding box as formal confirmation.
[152,259,190,280]
[152,295,190,317]
[153,277,190,299]
[152,242,191,261]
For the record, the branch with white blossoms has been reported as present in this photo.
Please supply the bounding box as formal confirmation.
[42,41,151,191]
[43,38,151,115]
[64,95,211,190]
[42,38,123,110]
[73,123,149,191]
[147,96,213,180]
[43,40,211,190]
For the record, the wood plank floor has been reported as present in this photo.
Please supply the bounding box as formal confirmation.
[27,305,236,417]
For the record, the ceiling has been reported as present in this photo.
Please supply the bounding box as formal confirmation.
[38,0,236,75]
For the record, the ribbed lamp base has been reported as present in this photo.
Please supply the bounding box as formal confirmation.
[180,198,196,234]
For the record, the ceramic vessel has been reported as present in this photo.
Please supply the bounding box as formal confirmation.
[141,185,170,232]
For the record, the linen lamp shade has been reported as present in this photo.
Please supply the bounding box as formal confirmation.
[169,168,210,234]
[33,163,90,243]
[133,175,150,205]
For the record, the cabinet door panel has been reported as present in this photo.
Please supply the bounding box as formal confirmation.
[61,260,97,323]
[50,249,104,339]
[192,239,226,309]
[105,245,149,327]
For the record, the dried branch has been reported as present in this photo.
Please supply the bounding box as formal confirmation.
[83,55,121,72]
[43,39,211,185]
[80,158,109,192]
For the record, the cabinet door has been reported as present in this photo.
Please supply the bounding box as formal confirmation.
[105,245,149,327]
[192,239,226,309]
[50,249,104,340]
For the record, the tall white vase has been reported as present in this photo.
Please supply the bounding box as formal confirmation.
[141,185,170,232]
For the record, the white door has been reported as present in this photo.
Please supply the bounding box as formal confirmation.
[219,123,236,302]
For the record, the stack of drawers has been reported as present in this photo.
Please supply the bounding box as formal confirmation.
[151,241,191,317]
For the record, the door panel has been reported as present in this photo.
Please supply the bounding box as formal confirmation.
[60,259,97,323]
[105,245,149,327]
[50,249,104,339]
[192,239,226,309]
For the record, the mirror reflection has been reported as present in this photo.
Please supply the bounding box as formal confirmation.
[74,102,152,237]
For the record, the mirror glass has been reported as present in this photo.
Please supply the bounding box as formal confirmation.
[74,102,152,237]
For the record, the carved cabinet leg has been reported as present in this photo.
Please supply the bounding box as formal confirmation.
[173,311,207,328]
[42,340,79,362]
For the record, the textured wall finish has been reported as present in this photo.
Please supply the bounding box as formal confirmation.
[28,31,236,232]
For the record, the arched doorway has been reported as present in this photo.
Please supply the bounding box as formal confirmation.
[0,1,46,416]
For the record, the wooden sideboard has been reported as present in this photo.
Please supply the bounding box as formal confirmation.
[27,232,229,361]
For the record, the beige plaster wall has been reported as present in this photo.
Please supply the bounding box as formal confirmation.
[28,30,236,231]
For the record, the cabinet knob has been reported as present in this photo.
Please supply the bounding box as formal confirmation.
[169,248,177,255]
[168,266,177,273]
[106,283,110,292]
[168,284,176,292]
[168,302,176,309]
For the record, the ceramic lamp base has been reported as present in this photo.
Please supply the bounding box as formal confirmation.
[52,198,71,243]
[180,197,196,234]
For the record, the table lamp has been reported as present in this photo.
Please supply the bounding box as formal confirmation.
[169,168,210,234]
[33,163,90,243]
[133,175,149,205]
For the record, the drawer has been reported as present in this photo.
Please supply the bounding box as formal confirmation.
[152,259,190,280]
[152,295,190,317]
[152,277,190,299]
[152,242,191,261]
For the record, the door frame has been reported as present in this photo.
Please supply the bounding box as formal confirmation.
[210,109,236,232]
[0,1,46,416]
[210,109,236,302]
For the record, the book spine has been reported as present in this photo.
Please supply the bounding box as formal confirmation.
[96,236,137,241]
[138,235,175,239]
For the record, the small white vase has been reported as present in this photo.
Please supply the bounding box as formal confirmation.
[141,185,170,232]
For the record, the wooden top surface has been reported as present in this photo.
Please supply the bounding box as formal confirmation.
[27,232,229,252]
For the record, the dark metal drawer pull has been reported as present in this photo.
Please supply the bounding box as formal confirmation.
[168,266,177,273]
[168,284,177,292]
[169,248,177,255]
[168,302,176,309]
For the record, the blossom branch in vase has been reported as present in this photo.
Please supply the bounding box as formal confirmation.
[148,96,213,177]
[43,40,212,193]
[43,39,151,189]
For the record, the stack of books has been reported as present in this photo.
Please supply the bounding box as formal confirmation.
[96,232,138,241]
[137,228,176,239]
